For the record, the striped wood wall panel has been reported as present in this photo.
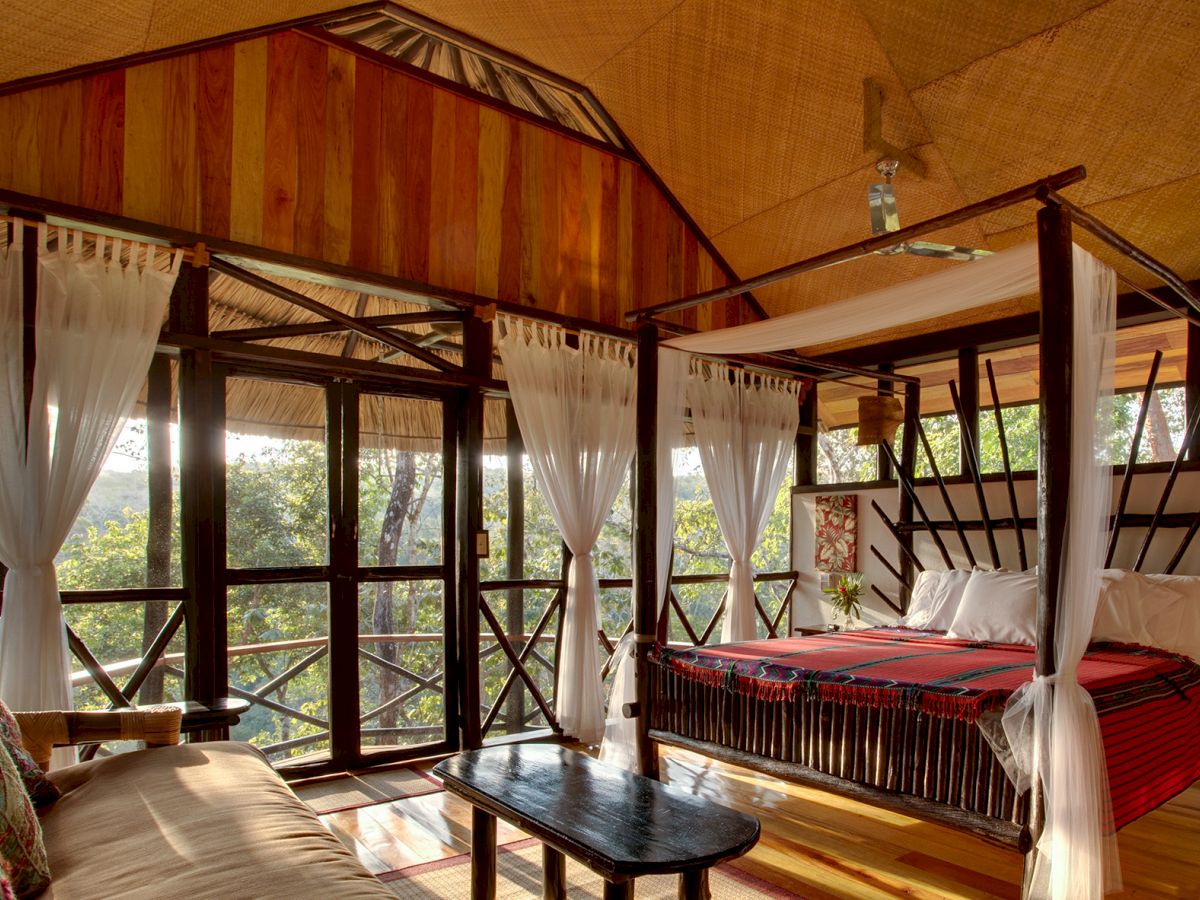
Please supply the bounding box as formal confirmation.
[0,29,745,331]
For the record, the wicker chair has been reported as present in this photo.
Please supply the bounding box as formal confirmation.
[13,707,182,771]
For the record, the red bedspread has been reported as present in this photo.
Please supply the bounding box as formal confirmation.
[658,627,1200,828]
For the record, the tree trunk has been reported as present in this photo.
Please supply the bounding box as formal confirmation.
[1146,391,1175,462]
[374,452,416,732]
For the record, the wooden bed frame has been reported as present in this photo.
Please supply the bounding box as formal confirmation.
[627,170,1200,861]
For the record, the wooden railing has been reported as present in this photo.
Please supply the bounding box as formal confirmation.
[66,570,799,758]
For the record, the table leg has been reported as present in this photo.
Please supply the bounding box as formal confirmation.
[542,845,566,899]
[602,879,633,900]
[471,807,497,900]
[678,868,711,900]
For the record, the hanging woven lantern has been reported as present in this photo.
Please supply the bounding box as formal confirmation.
[856,395,903,445]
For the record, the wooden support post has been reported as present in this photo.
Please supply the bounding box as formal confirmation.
[795,384,817,489]
[1030,203,1074,855]
[458,315,491,749]
[1036,204,1073,677]
[897,382,920,611]
[505,401,526,736]
[327,382,361,767]
[633,322,660,779]
[957,348,979,474]
[141,353,173,704]
[877,364,895,481]
[174,260,226,716]
[441,398,462,745]
[1187,321,1199,461]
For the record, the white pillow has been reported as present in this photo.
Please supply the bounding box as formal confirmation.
[1141,574,1200,663]
[899,569,972,631]
[1092,569,1182,646]
[947,569,1039,645]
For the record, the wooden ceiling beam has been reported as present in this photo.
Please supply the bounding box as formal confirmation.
[210,257,461,373]
[212,310,465,342]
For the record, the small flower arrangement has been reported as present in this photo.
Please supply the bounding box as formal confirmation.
[822,572,864,626]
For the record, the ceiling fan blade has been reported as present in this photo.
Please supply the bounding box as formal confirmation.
[868,182,900,235]
[904,240,993,261]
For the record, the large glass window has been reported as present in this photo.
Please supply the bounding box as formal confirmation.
[358,395,445,567]
[225,379,329,569]
[228,582,331,762]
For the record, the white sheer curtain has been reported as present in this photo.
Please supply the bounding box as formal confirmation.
[665,242,1040,355]
[599,347,688,772]
[1001,247,1120,898]
[689,361,801,643]
[0,226,180,761]
[497,316,637,743]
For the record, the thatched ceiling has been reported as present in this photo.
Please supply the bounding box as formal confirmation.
[5,1,1197,350]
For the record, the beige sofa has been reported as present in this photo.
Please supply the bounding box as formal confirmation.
[16,710,393,899]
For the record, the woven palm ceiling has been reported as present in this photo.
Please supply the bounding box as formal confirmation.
[5,1,1198,354]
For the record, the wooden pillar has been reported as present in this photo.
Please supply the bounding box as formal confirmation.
[504,401,526,735]
[897,381,920,611]
[174,261,226,713]
[1035,205,1073,678]
[1030,204,1074,857]
[441,398,462,747]
[957,347,980,473]
[877,364,895,481]
[457,314,491,749]
[1187,322,1200,461]
[795,383,818,488]
[141,353,173,704]
[632,322,659,779]
[327,381,361,766]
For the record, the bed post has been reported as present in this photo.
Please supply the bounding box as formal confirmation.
[633,321,660,779]
[897,380,920,613]
[1029,202,1074,869]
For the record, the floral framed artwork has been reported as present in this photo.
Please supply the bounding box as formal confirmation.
[814,495,857,572]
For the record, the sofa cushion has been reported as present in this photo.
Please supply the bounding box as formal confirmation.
[0,742,51,898]
[40,741,392,899]
[0,703,58,808]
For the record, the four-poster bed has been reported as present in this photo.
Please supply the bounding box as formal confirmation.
[620,167,1200,894]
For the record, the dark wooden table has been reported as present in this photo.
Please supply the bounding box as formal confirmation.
[792,623,832,636]
[156,698,251,743]
[166,698,252,733]
[433,744,760,900]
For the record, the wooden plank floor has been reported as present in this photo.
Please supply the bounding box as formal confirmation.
[319,745,1200,897]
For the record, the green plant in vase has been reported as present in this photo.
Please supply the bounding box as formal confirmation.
[822,572,864,630]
